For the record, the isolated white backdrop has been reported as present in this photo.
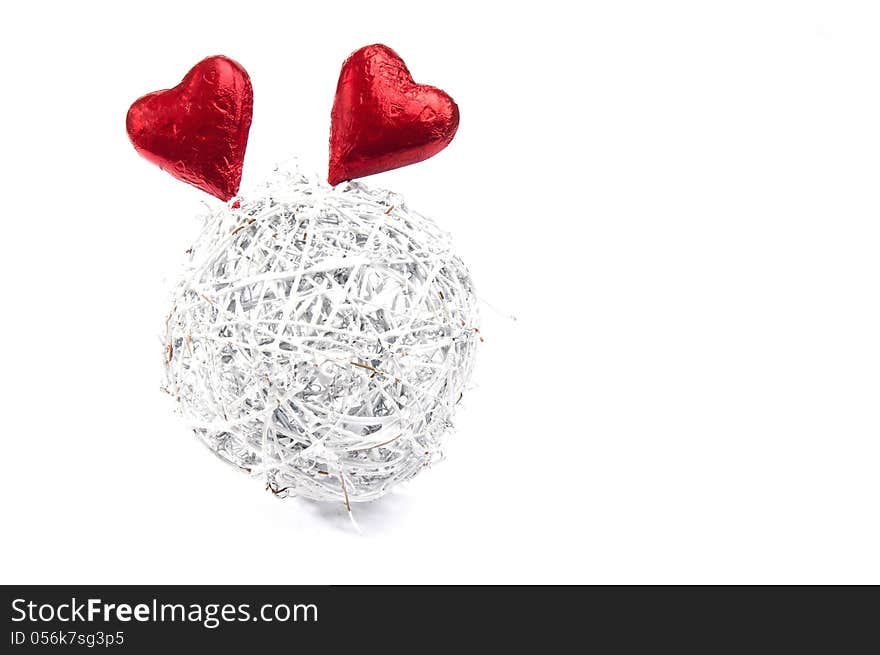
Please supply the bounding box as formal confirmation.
[1,1,879,584]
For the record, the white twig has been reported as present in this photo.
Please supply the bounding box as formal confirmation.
[164,166,480,504]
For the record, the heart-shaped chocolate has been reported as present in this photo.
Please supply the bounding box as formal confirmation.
[329,44,459,185]
[126,56,253,201]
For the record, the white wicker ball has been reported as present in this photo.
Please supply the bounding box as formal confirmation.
[163,168,479,503]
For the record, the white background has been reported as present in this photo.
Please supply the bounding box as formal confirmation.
[1,1,879,584]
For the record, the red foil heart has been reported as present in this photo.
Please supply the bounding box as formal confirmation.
[328,44,459,185]
[126,56,253,201]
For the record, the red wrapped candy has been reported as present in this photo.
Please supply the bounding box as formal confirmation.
[329,44,459,186]
[126,55,253,201]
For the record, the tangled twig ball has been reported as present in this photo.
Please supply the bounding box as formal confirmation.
[164,167,479,504]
